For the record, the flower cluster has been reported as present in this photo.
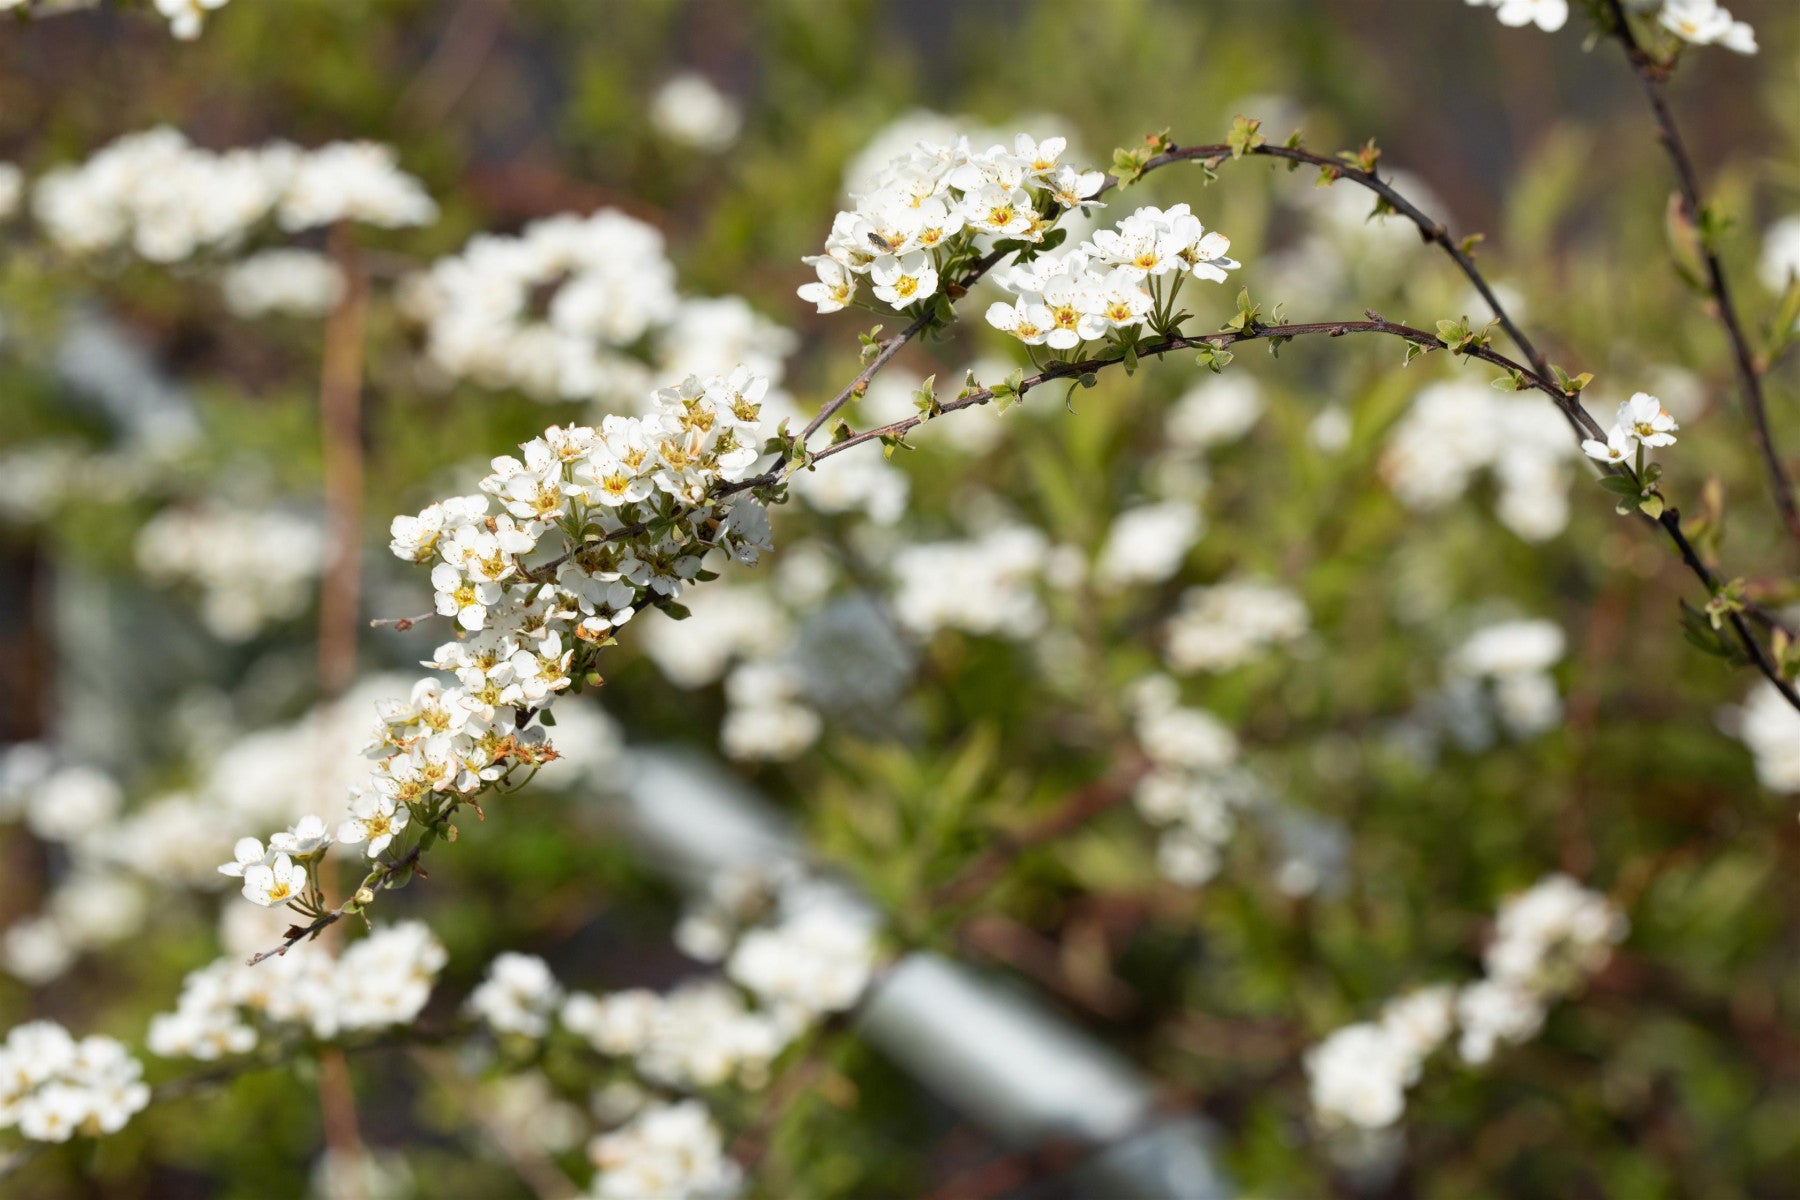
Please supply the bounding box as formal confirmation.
[1305,987,1455,1130]
[147,922,447,1059]
[466,953,565,1039]
[1127,675,1255,886]
[461,880,874,1198]
[223,370,776,933]
[1380,381,1578,543]
[561,979,795,1091]
[1444,618,1567,742]
[1095,501,1203,589]
[798,132,1105,316]
[725,900,878,1016]
[0,1022,150,1143]
[32,127,434,262]
[404,209,796,411]
[985,203,1239,354]
[1162,577,1309,674]
[1306,875,1624,1131]
[890,523,1054,639]
[1581,391,1679,466]
[219,248,346,318]
[134,503,324,642]
[586,1100,742,1200]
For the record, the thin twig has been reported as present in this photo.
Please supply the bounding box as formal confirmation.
[1604,0,1800,544]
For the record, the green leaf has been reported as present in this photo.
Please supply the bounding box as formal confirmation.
[1227,114,1265,160]
[1638,494,1665,519]
[1597,475,1644,497]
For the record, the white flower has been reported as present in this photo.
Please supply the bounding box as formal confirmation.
[217,836,269,879]
[648,73,742,152]
[1759,215,1800,294]
[985,297,1055,346]
[467,952,564,1039]
[1737,681,1800,791]
[1472,0,1569,32]
[337,790,409,858]
[1581,425,1634,463]
[278,140,437,231]
[958,183,1035,238]
[1095,501,1202,588]
[869,251,938,309]
[241,852,307,907]
[1659,0,1757,53]
[269,814,334,858]
[1046,164,1105,210]
[154,0,232,40]
[1617,391,1679,447]
[1306,1023,1415,1129]
[432,563,502,631]
[796,255,856,313]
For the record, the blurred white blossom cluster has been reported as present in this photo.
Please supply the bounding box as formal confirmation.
[891,523,1054,640]
[649,73,742,153]
[1762,216,1800,299]
[222,369,778,942]
[0,1022,150,1144]
[133,503,324,641]
[1442,617,1567,743]
[1128,675,1249,886]
[986,202,1239,353]
[403,209,795,412]
[219,248,346,318]
[31,126,434,262]
[1733,680,1800,792]
[586,1100,741,1200]
[0,749,144,984]
[798,131,1106,317]
[1163,577,1309,674]
[1307,874,1625,1132]
[466,879,875,1200]
[1380,381,1579,543]
[148,922,447,1059]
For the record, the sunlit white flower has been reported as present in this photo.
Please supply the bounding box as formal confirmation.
[241,852,306,907]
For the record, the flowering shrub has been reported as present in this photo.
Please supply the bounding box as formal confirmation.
[4,1,1800,1197]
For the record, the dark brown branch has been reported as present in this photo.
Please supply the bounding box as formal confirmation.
[1151,139,1552,380]
[1604,0,1800,545]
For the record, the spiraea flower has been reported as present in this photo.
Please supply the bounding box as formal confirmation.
[1581,392,1678,462]
[241,852,307,907]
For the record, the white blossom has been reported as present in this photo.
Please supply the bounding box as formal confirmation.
[0,1022,149,1143]
[649,73,742,152]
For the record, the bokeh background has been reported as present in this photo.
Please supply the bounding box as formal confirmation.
[3,1,1800,1196]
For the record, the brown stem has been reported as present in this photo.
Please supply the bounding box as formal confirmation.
[318,224,370,700]
[315,1048,370,1200]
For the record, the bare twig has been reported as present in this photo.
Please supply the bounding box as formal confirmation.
[1604,0,1800,544]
